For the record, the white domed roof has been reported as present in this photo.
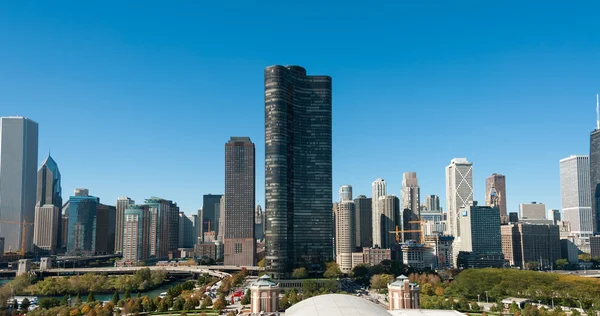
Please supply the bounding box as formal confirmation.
[285,294,391,316]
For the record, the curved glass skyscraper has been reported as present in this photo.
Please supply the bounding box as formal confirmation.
[264,65,332,278]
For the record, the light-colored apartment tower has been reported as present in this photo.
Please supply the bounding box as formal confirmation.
[445,158,473,238]
[115,197,135,253]
[0,117,38,253]
[372,178,387,248]
[560,155,594,244]
[335,199,356,273]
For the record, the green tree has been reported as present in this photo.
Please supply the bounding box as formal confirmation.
[510,301,520,313]
[213,294,227,312]
[470,302,481,311]
[555,258,569,270]
[39,297,60,309]
[183,298,196,311]
[74,293,82,305]
[258,258,265,267]
[287,289,300,305]
[421,283,433,296]
[323,279,338,293]
[61,295,69,306]
[21,297,31,312]
[158,299,168,312]
[241,289,251,305]
[302,280,318,294]
[292,267,308,279]
[86,291,96,303]
[173,298,185,311]
[143,296,156,312]
[136,291,141,298]
[457,297,470,311]
[323,262,343,279]
[280,296,291,309]
[124,289,131,299]
[370,274,393,292]
[201,296,213,309]
[112,291,120,305]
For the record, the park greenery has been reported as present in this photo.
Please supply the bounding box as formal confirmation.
[404,268,600,315]
[24,277,228,316]
[11,268,168,295]
[0,269,257,315]
[280,278,342,310]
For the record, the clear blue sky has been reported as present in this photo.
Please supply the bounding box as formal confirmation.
[1,1,599,215]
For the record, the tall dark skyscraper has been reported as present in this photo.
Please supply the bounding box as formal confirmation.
[201,194,223,242]
[354,195,372,249]
[265,65,333,278]
[33,154,63,253]
[590,128,600,234]
[224,137,255,266]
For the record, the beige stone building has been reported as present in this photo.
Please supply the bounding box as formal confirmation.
[388,275,420,310]
[250,275,279,314]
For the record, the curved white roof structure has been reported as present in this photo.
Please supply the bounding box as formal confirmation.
[285,294,391,316]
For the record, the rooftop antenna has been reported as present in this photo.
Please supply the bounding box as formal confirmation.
[596,93,600,130]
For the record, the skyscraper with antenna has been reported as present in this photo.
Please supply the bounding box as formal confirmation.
[589,94,600,234]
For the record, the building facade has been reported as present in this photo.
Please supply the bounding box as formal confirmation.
[264,65,333,278]
[122,205,151,262]
[501,223,560,269]
[339,185,352,202]
[372,178,387,248]
[33,205,60,253]
[255,205,265,241]
[66,190,99,255]
[560,155,594,247]
[520,202,547,220]
[445,158,473,239]
[201,194,222,242]
[335,200,355,273]
[388,275,421,310]
[178,213,197,249]
[95,203,116,255]
[354,195,372,249]
[224,137,256,266]
[33,154,62,253]
[115,197,134,253]
[589,128,600,234]
[590,236,600,258]
[425,195,440,212]
[401,172,420,241]
[144,197,178,258]
[380,195,400,249]
[363,247,392,266]
[485,173,507,220]
[457,201,504,268]
[0,117,38,253]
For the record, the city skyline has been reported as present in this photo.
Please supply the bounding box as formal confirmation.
[1,2,599,215]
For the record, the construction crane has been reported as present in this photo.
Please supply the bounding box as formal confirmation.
[388,220,427,244]
[0,219,34,257]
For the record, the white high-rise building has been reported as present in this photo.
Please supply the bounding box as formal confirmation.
[0,117,38,253]
[115,197,135,253]
[560,155,593,245]
[339,185,353,202]
[445,158,473,238]
[335,200,356,273]
[372,178,387,247]
[401,172,420,241]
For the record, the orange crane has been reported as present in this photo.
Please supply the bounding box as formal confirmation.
[389,220,427,244]
[0,219,34,257]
